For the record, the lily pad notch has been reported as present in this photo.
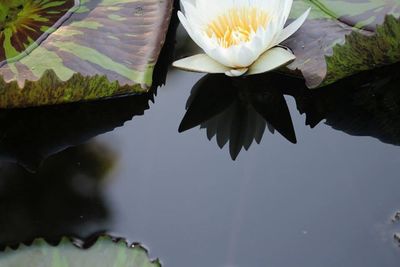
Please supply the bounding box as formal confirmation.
[0,235,162,267]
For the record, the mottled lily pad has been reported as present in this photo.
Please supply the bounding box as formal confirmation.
[0,235,161,267]
[0,0,173,108]
[0,0,79,66]
[286,0,400,88]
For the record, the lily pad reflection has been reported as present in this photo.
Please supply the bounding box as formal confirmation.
[294,63,400,146]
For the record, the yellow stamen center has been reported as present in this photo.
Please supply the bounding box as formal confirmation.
[206,7,268,48]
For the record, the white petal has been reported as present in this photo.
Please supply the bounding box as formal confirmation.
[177,11,209,52]
[260,15,279,51]
[196,0,230,23]
[181,0,205,27]
[180,0,194,13]
[247,47,296,75]
[173,54,230,73]
[225,68,248,77]
[204,32,270,68]
[231,45,258,67]
[274,8,311,45]
[204,47,234,67]
[279,0,294,28]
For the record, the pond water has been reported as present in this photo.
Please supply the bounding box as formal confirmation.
[1,3,400,265]
[1,65,400,267]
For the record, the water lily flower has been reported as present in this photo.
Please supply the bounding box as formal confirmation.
[173,0,310,77]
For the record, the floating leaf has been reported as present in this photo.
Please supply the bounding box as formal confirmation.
[285,0,400,87]
[0,8,179,169]
[0,0,79,66]
[323,15,400,86]
[0,235,161,267]
[0,0,173,108]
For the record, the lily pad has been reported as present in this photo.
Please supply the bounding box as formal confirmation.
[0,0,173,108]
[0,10,179,170]
[286,0,400,88]
[0,235,161,267]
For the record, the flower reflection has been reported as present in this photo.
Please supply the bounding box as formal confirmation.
[179,73,297,160]
[179,62,400,159]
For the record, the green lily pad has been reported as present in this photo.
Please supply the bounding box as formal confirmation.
[0,0,173,108]
[0,236,161,267]
[0,0,79,66]
[286,0,400,88]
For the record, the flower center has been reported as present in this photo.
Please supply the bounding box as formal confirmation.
[206,7,268,48]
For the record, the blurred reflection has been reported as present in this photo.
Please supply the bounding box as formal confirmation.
[179,74,297,160]
[0,142,115,249]
[294,63,400,145]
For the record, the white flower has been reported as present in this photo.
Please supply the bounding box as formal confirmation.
[173,0,310,77]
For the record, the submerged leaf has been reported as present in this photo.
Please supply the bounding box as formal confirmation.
[0,235,161,267]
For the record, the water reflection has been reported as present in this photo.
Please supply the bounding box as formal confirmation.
[294,63,400,145]
[0,143,114,249]
[179,74,297,159]
[179,62,400,159]
[0,93,153,171]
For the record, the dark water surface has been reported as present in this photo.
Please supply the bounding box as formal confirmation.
[1,69,399,267]
[102,71,400,267]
